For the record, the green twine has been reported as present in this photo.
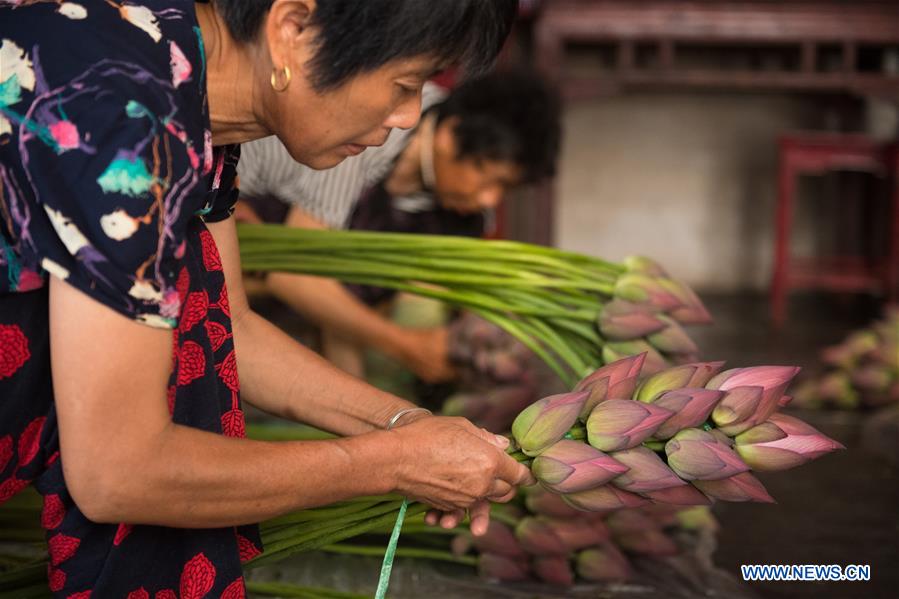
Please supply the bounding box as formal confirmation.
[373,497,409,599]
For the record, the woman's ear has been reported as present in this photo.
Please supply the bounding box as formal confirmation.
[264,0,316,71]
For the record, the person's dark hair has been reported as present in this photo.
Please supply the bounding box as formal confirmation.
[434,70,562,183]
[213,0,517,90]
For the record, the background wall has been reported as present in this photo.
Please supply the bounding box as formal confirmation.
[553,92,896,292]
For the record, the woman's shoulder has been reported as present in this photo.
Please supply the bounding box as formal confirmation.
[1,0,207,126]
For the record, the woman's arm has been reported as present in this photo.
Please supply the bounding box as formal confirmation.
[261,206,455,384]
[49,275,529,529]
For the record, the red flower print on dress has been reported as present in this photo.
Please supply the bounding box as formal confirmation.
[214,285,230,318]
[180,552,217,599]
[204,320,231,352]
[48,564,66,592]
[176,341,206,386]
[0,435,12,473]
[167,385,177,416]
[176,267,191,301]
[236,532,261,563]
[221,406,245,439]
[18,415,46,466]
[215,350,239,393]
[113,523,133,546]
[41,494,66,530]
[127,588,150,599]
[46,450,60,468]
[156,590,177,599]
[0,476,27,502]
[49,533,81,566]
[220,578,245,599]
[200,230,222,272]
[0,324,30,379]
[180,291,209,332]
[66,591,91,599]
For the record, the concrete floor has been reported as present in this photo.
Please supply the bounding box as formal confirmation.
[694,293,898,599]
[250,291,898,598]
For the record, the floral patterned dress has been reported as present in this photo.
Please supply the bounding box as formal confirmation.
[1,1,262,596]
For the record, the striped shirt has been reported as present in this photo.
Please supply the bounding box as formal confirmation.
[237,83,447,229]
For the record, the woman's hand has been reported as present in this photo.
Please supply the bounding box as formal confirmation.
[388,416,533,535]
[397,326,456,384]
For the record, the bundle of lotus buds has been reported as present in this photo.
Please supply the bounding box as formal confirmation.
[453,494,719,585]
[510,353,844,510]
[794,308,899,410]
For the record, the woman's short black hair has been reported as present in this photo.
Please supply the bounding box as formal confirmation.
[213,0,517,90]
[435,70,562,183]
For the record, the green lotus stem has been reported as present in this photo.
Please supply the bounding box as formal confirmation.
[247,504,430,569]
[320,543,477,567]
[259,501,405,548]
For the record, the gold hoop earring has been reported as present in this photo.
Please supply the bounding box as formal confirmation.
[270,65,291,92]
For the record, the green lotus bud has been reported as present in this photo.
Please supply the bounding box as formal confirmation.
[576,545,632,582]
[512,390,589,456]
[515,517,568,556]
[586,399,673,452]
[533,556,575,586]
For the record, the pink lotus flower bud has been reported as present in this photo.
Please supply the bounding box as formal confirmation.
[543,517,610,551]
[598,300,668,341]
[604,341,669,375]
[471,520,527,559]
[734,416,844,471]
[532,440,629,493]
[524,485,584,518]
[614,273,684,311]
[478,554,531,582]
[642,483,712,505]
[707,366,800,435]
[845,330,879,355]
[512,391,589,456]
[562,484,649,511]
[636,362,724,403]
[488,351,527,382]
[615,529,679,557]
[576,545,632,582]
[675,506,720,534]
[646,388,725,439]
[665,429,750,481]
[851,365,892,393]
[692,471,775,503]
[609,447,687,493]
[575,353,646,420]
[533,556,575,586]
[515,517,568,556]
[820,343,857,369]
[710,386,763,435]
[586,400,673,452]
[623,255,670,277]
[657,278,714,325]
[605,509,658,534]
[647,316,699,356]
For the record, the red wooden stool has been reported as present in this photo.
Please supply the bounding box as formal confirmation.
[771,133,899,326]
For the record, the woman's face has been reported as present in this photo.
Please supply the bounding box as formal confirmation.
[261,1,436,170]
[272,54,436,169]
[432,118,523,215]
